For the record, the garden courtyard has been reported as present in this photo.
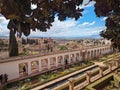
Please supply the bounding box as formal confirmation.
[3,52,120,90]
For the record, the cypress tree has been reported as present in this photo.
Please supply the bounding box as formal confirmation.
[9,30,18,57]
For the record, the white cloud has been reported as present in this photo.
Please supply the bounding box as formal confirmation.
[78,21,96,27]
[0,2,105,39]
[79,0,95,8]
[0,15,104,38]
[0,24,9,36]
[0,16,9,36]
[102,17,108,21]
[29,19,104,38]
[84,1,96,8]
[0,16,9,25]
[53,17,77,28]
[31,4,37,10]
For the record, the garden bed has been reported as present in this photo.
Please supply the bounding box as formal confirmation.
[4,62,93,90]
[86,68,120,90]
[85,73,114,90]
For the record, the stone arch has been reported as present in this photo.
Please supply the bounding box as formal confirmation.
[64,55,69,65]
[19,62,28,76]
[50,57,56,68]
[57,56,63,66]
[41,59,48,70]
[100,49,102,54]
[31,61,39,73]
[97,49,99,57]
[94,50,96,57]
[91,50,93,58]
[87,51,90,59]
[76,53,80,61]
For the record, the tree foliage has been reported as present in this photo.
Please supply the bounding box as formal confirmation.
[92,0,120,51]
[0,0,84,36]
[0,0,84,56]
[59,45,68,50]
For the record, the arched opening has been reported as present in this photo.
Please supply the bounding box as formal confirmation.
[41,59,48,70]
[87,51,90,60]
[64,55,69,65]
[91,50,93,58]
[57,56,63,66]
[50,57,56,68]
[31,61,39,73]
[19,63,28,77]
[94,50,96,58]
[76,53,79,62]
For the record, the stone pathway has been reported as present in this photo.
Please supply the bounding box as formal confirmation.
[94,53,120,67]
[94,62,105,66]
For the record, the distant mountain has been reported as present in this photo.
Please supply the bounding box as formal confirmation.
[0,34,102,40]
[0,36,9,39]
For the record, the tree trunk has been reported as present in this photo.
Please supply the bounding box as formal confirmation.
[9,30,18,57]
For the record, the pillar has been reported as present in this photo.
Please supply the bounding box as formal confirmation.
[99,66,104,77]
[68,54,71,63]
[86,71,91,84]
[78,53,80,61]
[89,51,91,60]
[96,50,97,57]
[68,78,75,90]
[74,53,76,62]
[79,53,82,61]
[62,55,65,65]
[55,56,58,67]
[48,58,51,69]
[39,60,42,71]
[28,62,31,75]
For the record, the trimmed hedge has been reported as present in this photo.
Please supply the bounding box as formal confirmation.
[85,73,114,90]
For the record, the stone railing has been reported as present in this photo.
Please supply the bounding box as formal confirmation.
[53,60,119,90]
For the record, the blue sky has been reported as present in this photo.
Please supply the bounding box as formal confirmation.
[0,0,107,38]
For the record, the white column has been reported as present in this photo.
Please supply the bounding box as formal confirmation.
[55,56,58,67]
[104,48,106,54]
[68,54,71,63]
[48,58,51,69]
[78,53,80,61]
[96,50,97,57]
[90,51,92,58]
[74,53,76,62]
[62,55,65,65]
[88,51,90,59]
[85,52,87,59]
[79,53,82,61]
[28,62,32,74]
[39,60,42,71]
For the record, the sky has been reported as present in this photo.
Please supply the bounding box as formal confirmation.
[0,0,107,39]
